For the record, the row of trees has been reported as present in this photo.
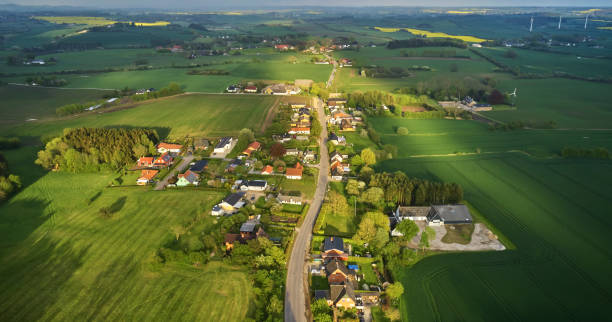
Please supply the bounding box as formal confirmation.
[561,147,610,159]
[56,99,108,116]
[387,38,468,49]
[0,154,22,202]
[36,128,159,172]
[368,171,464,206]
[131,82,184,101]
[25,75,68,87]
[0,137,20,150]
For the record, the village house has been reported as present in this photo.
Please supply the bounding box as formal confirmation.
[212,191,246,216]
[225,159,242,172]
[242,141,261,157]
[427,204,473,226]
[326,259,357,285]
[273,133,292,143]
[137,170,158,185]
[288,127,311,135]
[224,217,269,251]
[137,156,154,167]
[189,159,209,172]
[244,85,258,93]
[328,110,353,126]
[330,151,344,164]
[322,236,348,261]
[157,142,183,154]
[291,103,307,109]
[303,150,316,163]
[329,283,356,309]
[327,98,347,108]
[286,162,303,180]
[194,138,210,151]
[328,133,346,145]
[226,85,239,93]
[277,194,302,205]
[176,170,199,186]
[240,180,268,192]
[340,119,355,131]
[285,148,300,157]
[274,44,290,50]
[214,137,234,154]
[261,165,274,175]
[153,152,173,168]
[263,84,301,96]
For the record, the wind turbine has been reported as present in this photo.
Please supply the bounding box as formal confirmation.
[585,15,589,30]
[529,16,534,32]
[509,88,517,106]
[558,16,562,30]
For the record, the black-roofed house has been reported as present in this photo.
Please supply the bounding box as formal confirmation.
[427,204,473,226]
[322,237,348,261]
[189,159,209,172]
[329,282,356,309]
[212,191,246,216]
[214,137,234,154]
[240,180,268,192]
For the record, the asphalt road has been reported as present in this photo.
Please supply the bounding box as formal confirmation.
[284,96,330,322]
[154,154,194,190]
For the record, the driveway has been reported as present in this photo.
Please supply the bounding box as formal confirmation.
[154,153,194,190]
[284,96,330,322]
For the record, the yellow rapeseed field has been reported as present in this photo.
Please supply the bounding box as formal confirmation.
[133,21,171,26]
[33,16,170,27]
[373,27,487,42]
[598,27,612,30]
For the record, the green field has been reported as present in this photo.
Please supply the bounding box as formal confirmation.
[0,168,253,321]
[1,93,278,139]
[369,118,612,157]
[0,85,111,125]
[371,118,612,321]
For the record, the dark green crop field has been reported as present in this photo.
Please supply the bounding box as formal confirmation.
[372,118,612,321]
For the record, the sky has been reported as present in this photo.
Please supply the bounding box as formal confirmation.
[1,0,611,9]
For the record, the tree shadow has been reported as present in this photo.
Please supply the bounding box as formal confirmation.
[0,198,89,320]
[102,125,172,140]
[99,196,127,218]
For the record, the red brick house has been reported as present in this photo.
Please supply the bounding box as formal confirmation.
[153,152,173,167]
[322,236,348,261]
[326,259,356,285]
[137,156,154,167]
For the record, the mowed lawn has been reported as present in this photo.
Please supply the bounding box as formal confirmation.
[0,171,252,321]
[0,85,111,125]
[373,119,612,321]
[369,117,612,157]
[2,93,278,139]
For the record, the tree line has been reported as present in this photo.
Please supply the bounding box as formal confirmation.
[368,171,463,206]
[561,147,610,160]
[36,128,159,172]
[130,82,184,102]
[387,38,468,49]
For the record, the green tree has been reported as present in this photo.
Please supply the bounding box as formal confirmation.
[385,282,404,303]
[361,187,384,207]
[355,212,389,244]
[345,179,361,196]
[361,148,376,166]
[397,127,409,135]
[350,155,363,167]
[396,219,419,241]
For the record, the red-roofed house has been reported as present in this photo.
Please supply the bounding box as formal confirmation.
[261,165,274,175]
[137,170,159,185]
[153,152,173,167]
[157,142,183,154]
[286,162,303,180]
[288,127,311,135]
[242,141,261,157]
[137,156,154,167]
[244,85,257,93]
[275,44,290,50]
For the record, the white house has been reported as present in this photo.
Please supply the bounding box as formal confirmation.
[157,142,183,154]
[277,194,302,205]
[240,180,268,192]
[212,192,246,216]
[214,137,234,154]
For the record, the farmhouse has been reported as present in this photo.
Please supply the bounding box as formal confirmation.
[176,170,199,186]
[327,98,347,107]
[285,148,300,156]
[153,152,173,167]
[294,79,314,88]
[212,191,246,216]
[330,151,344,163]
[226,85,238,93]
[214,137,234,154]
[472,103,493,111]
[303,150,316,162]
[189,159,209,172]
[427,204,473,226]
[274,44,290,50]
[157,142,183,154]
[261,165,274,175]
[137,170,158,185]
[240,180,268,191]
[286,162,303,180]
[340,119,355,131]
[322,236,348,261]
[277,194,302,205]
[244,85,257,93]
[224,218,269,250]
[263,84,301,96]
[328,133,346,145]
[137,156,154,167]
[329,110,353,125]
[395,206,429,221]
[288,127,311,135]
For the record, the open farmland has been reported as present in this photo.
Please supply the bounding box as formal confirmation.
[1,93,278,139]
[0,170,253,321]
[372,117,612,321]
[0,84,111,125]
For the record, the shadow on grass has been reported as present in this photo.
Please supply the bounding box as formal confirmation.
[103,125,172,140]
[0,198,89,320]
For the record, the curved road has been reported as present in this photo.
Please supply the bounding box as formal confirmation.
[284,96,330,322]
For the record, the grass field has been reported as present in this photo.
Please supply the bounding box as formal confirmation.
[0,168,253,321]
[0,84,111,125]
[371,118,612,321]
[373,27,487,42]
[1,93,278,139]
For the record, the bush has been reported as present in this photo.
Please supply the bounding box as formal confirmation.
[396,127,409,135]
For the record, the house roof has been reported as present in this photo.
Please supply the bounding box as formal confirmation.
[428,205,473,224]
[286,148,299,154]
[290,127,310,132]
[326,259,350,277]
[277,195,302,203]
[245,85,257,90]
[261,165,274,174]
[224,233,240,244]
[314,290,331,301]
[329,133,339,141]
[286,166,303,177]
[330,151,342,160]
[397,206,430,218]
[247,141,261,150]
[139,170,158,180]
[223,191,245,206]
[178,170,199,183]
[323,237,344,252]
[240,222,256,233]
[138,156,154,163]
[194,138,209,147]
[157,142,183,150]
[190,159,209,172]
[215,137,233,149]
[245,180,267,188]
[330,282,355,304]
[155,152,173,163]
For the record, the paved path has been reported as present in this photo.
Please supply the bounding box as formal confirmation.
[154,154,194,190]
[284,96,329,322]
